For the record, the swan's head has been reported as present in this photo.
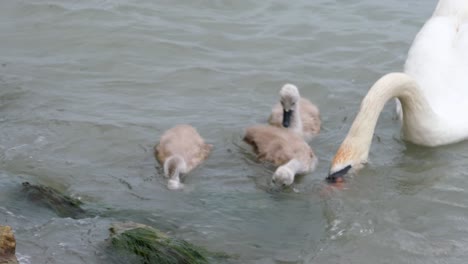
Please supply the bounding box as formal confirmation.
[167,179,184,190]
[272,166,295,187]
[327,142,367,183]
[279,84,300,128]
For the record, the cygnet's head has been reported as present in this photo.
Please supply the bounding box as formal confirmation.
[279,84,300,127]
[167,179,184,190]
[272,166,295,187]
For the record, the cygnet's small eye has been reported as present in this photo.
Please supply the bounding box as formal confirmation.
[272,179,276,184]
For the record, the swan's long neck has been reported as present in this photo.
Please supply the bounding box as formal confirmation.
[335,73,434,165]
[291,104,303,135]
[164,155,187,183]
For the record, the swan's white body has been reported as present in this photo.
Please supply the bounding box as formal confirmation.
[399,0,468,144]
[329,0,468,178]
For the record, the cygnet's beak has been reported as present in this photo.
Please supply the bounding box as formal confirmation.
[271,178,288,188]
[326,165,352,183]
[282,110,292,127]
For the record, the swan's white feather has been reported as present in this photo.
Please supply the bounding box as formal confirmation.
[402,0,468,144]
[330,0,468,175]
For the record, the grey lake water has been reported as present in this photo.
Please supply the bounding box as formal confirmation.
[1,0,467,263]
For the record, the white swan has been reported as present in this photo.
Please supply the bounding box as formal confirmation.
[328,0,468,181]
[154,125,212,189]
[268,84,321,141]
[243,125,318,187]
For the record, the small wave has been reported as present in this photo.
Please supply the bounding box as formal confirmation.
[16,253,31,264]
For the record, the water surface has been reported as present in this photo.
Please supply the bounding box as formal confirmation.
[3,1,468,263]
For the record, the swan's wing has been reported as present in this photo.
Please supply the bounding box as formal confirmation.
[299,98,321,138]
[306,149,318,172]
[196,143,213,164]
[177,128,210,171]
[243,126,293,166]
[187,143,212,172]
[433,0,468,22]
[244,126,278,153]
[404,14,468,118]
[258,140,292,166]
[154,144,165,163]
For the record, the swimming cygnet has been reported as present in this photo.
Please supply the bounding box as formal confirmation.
[268,84,321,141]
[154,124,212,190]
[243,125,317,187]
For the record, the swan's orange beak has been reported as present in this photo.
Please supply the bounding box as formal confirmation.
[327,144,360,183]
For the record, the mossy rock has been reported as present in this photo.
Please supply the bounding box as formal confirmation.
[109,222,210,264]
[21,182,86,219]
[17,182,235,263]
[0,226,18,264]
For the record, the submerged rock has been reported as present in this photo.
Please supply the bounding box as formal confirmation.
[109,222,210,264]
[21,182,86,219]
[0,226,18,264]
[18,183,233,263]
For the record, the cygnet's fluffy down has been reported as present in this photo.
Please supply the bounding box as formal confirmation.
[243,125,318,187]
[268,84,321,141]
[154,124,212,190]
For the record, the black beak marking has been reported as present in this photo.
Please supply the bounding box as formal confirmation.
[282,110,292,128]
[326,165,352,183]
